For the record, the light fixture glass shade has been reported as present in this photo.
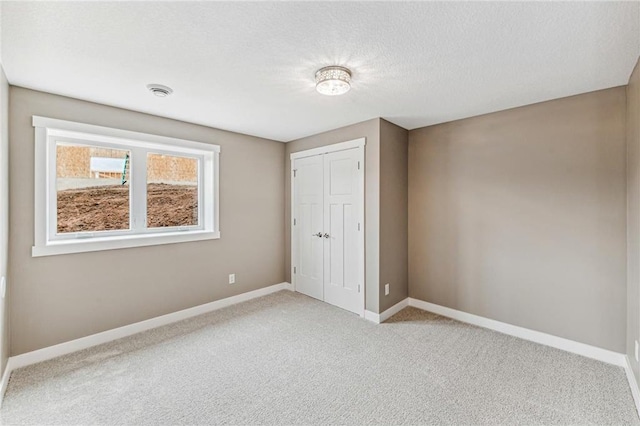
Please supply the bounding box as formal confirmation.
[315,66,351,96]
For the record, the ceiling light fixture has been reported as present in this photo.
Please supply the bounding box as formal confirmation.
[147,84,173,98]
[315,66,351,96]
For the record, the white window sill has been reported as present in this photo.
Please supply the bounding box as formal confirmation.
[32,230,220,257]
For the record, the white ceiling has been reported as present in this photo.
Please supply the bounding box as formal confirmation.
[2,2,639,142]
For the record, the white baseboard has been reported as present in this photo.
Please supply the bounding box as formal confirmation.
[624,355,640,417]
[0,358,13,407]
[408,297,625,366]
[0,281,292,405]
[364,310,379,323]
[1,287,631,408]
[365,298,409,324]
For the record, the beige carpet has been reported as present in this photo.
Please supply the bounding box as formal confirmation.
[1,290,637,425]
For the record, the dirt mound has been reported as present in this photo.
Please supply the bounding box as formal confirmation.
[57,183,198,233]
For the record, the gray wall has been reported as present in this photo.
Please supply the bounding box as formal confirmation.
[408,87,627,352]
[379,119,408,312]
[628,57,640,381]
[285,119,381,313]
[9,87,285,355]
[0,66,8,372]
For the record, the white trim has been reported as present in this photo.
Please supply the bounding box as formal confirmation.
[365,298,409,324]
[290,138,366,316]
[364,310,379,323]
[32,229,220,257]
[408,297,625,366]
[1,288,634,409]
[289,137,366,160]
[32,116,220,153]
[290,156,296,293]
[4,282,292,373]
[380,298,409,322]
[624,355,640,417]
[33,116,221,256]
[0,358,13,407]
[356,145,365,317]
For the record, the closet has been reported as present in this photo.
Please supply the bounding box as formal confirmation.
[290,139,365,315]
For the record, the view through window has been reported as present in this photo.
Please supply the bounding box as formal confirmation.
[56,143,130,233]
[34,116,220,257]
[147,153,199,228]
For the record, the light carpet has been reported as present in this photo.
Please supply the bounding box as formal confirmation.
[1,290,637,425]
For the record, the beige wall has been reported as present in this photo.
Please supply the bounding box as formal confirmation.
[409,87,627,352]
[379,119,408,312]
[628,57,640,381]
[0,66,8,372]
[285,119,381,312]
[9,87,285,355]
[5,77,632,357]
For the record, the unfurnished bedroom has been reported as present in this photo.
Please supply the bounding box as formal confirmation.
[0,1,638,425]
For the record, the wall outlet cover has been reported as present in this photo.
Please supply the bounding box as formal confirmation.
[635,340,639,362]
[229,274,236,284]
[385,283,390,296]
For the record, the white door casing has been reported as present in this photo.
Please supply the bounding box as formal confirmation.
[291,138,365,316]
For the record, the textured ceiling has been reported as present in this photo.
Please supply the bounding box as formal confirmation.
[2,2,639,142]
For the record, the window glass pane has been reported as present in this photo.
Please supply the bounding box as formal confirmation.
[56,143,130,233]
[147,153,198,228]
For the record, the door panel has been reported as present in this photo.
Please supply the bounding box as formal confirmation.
[329,158,353,195]
[329,203,345,286]
[323,149,362,314]
[293,155,323,300]
[343,203,358,291]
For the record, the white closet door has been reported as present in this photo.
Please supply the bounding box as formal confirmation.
[323,148,362,315]
[293,155,324,300]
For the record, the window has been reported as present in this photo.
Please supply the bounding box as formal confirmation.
[33,116,220,256]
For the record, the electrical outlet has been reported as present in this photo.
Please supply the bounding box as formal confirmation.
[229,274,235,285]
[635,341,639,362]
[0,276,5,299]
[385,283,390,296]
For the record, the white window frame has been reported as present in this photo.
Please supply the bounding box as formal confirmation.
[32,116,220,257]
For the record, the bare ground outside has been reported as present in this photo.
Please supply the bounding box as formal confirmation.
[57,183,198,233]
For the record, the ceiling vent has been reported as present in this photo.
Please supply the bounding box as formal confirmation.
[146,84,173,97]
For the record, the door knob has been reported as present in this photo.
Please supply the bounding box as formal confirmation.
[313,232,323,237]
[323,233,330,238]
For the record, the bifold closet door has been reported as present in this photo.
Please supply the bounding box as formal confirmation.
[293,155,324,300]
[322,148,362,314]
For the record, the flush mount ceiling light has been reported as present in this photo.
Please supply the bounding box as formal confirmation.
[315,66,351,96]
[147,84,173,98]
